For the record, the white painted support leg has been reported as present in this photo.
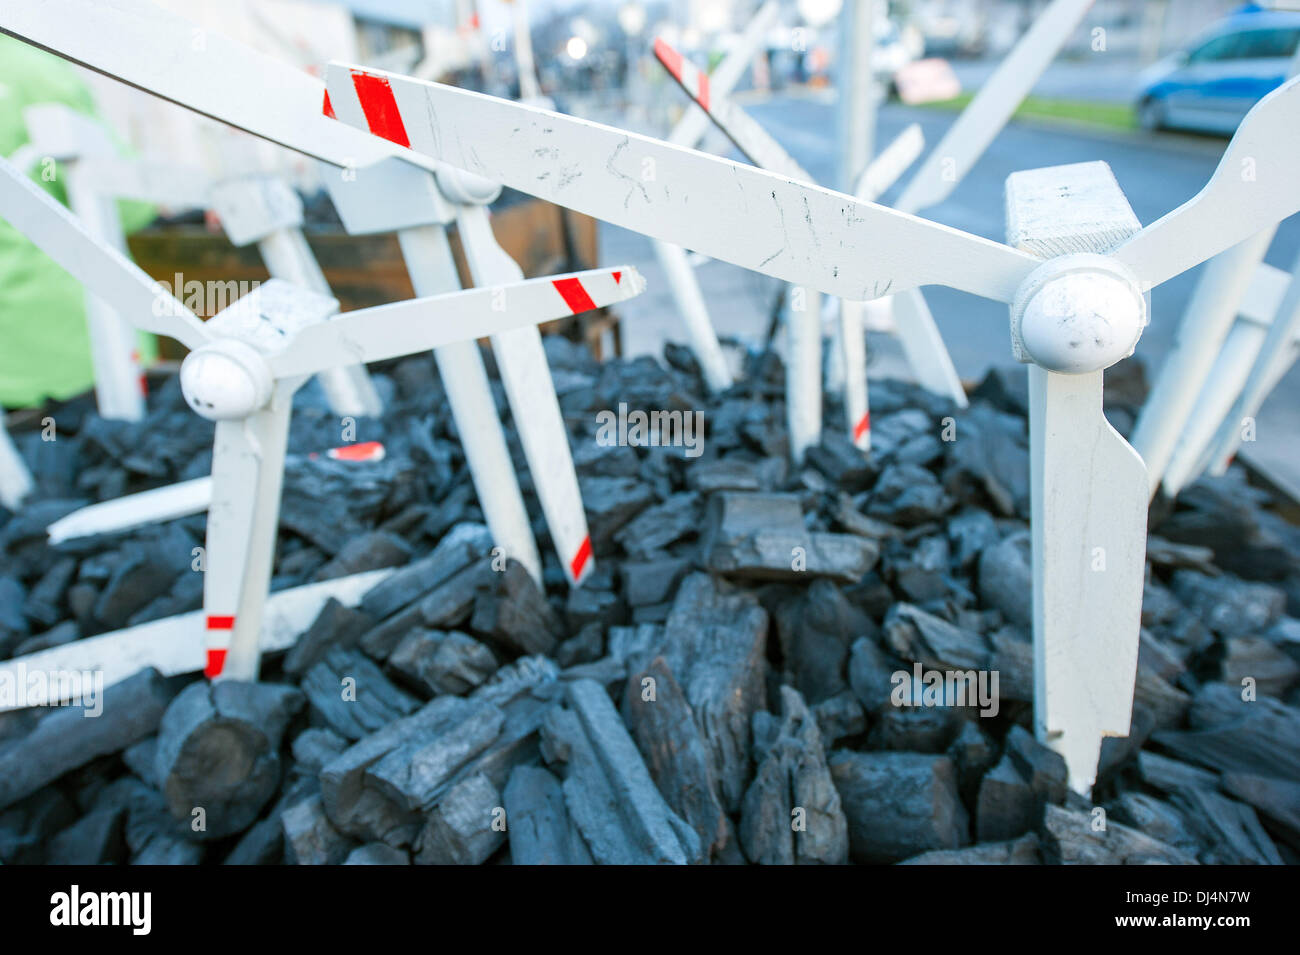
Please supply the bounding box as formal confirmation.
[1202,246,1300,479]
[395,224,543,583]
[840,299,870,449]
[256,227,383,419]
[1204,342,1298,477]
[1131,228,1276,497]
[63,166,146,421]
[1162,322,1269,496]
[648,1,780,393]
[787,287,822,462]
[654,241,733,392]
[214,387,294,682]
[0,415,33,511]
[454,205,594,585]
[1029,367,1146,795]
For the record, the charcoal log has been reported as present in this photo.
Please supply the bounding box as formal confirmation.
[830,751,969,863]
[322,657,559,845]
[1040,804,1197,864]
[623,656,728,860]
[659,574,768,811]
[540,678,701,864]
[283,599,375,675]
[702,493,879,584]
[283,794,355,865]
[503,765,592,865]
[345,843,410,864]
[899,832,1040,865]
[740,687,848,865]
[387,629,498,696]
[154,680,304,840]
[301,648,420,740]
[0,667,174,810]
[414,773,505,865]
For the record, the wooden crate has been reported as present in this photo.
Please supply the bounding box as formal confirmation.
[127,199,620,360]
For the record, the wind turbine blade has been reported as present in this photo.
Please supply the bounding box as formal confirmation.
[0,0,429,173]
[1115,76,1300,289]
[895,0,1095,214]
[324,64,1038,305]
[655,38,815,184]
[891,289,970,407]
[1161,320,1270,496]
[452,206,599,586]
[47,477,212,544]
[663,1,782,150]
[0,569,395,710]
[272,267,643,378]
[1029,367,1147,794]
[1201,248,1300,481]
[854,124,924,202]
[0,156,209,349]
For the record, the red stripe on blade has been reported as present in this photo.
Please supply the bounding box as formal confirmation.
[205,648,227,679]
[654,38,683,83]
[350,71,410,147]
[206,615,235,630]
[322,89,336,119]
[553,277,597,314]
[328,441,386,462]
[697,71,711,111]
[569,536,593,581]
[853,412,870,443]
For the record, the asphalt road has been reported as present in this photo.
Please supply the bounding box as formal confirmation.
[599,93,1300,489]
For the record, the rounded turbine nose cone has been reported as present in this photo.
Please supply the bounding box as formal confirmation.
[1020,270,1145,374]
[179,348,264,421]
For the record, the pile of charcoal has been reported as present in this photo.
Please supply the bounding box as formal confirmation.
[1,336,1297,865]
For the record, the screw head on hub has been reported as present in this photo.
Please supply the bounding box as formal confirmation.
[179,340,273,421]
[1011,253,1147,374]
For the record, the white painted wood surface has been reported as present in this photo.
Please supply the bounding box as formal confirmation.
[1008,162,1147,795]
[46,477,212,543]
[24,104,146,421]
[0,416,33,512]
[0,569,395,711]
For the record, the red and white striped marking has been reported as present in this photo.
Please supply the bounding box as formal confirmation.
[319,440,387,463]
[852,411,870,446]
[205,615,234,678]
[654,37,710,111]
[550,269,626,315]
[323,68,413,150]
[569,535,593,583]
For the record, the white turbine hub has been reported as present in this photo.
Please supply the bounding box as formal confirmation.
[179,340,273,421]
[1011,253,1147,374]
[434,164,502,206]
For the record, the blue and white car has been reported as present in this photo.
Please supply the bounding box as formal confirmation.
[1136,8,1300,135]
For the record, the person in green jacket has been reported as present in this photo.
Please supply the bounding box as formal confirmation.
[0,34,156,409]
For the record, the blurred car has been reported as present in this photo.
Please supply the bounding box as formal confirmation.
[1136,9,1300,135]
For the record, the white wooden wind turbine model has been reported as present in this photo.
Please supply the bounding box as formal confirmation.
[320,61,1300,792]
[1,0,618,589]
[0,154,642,683]
[653,0,1095,456]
